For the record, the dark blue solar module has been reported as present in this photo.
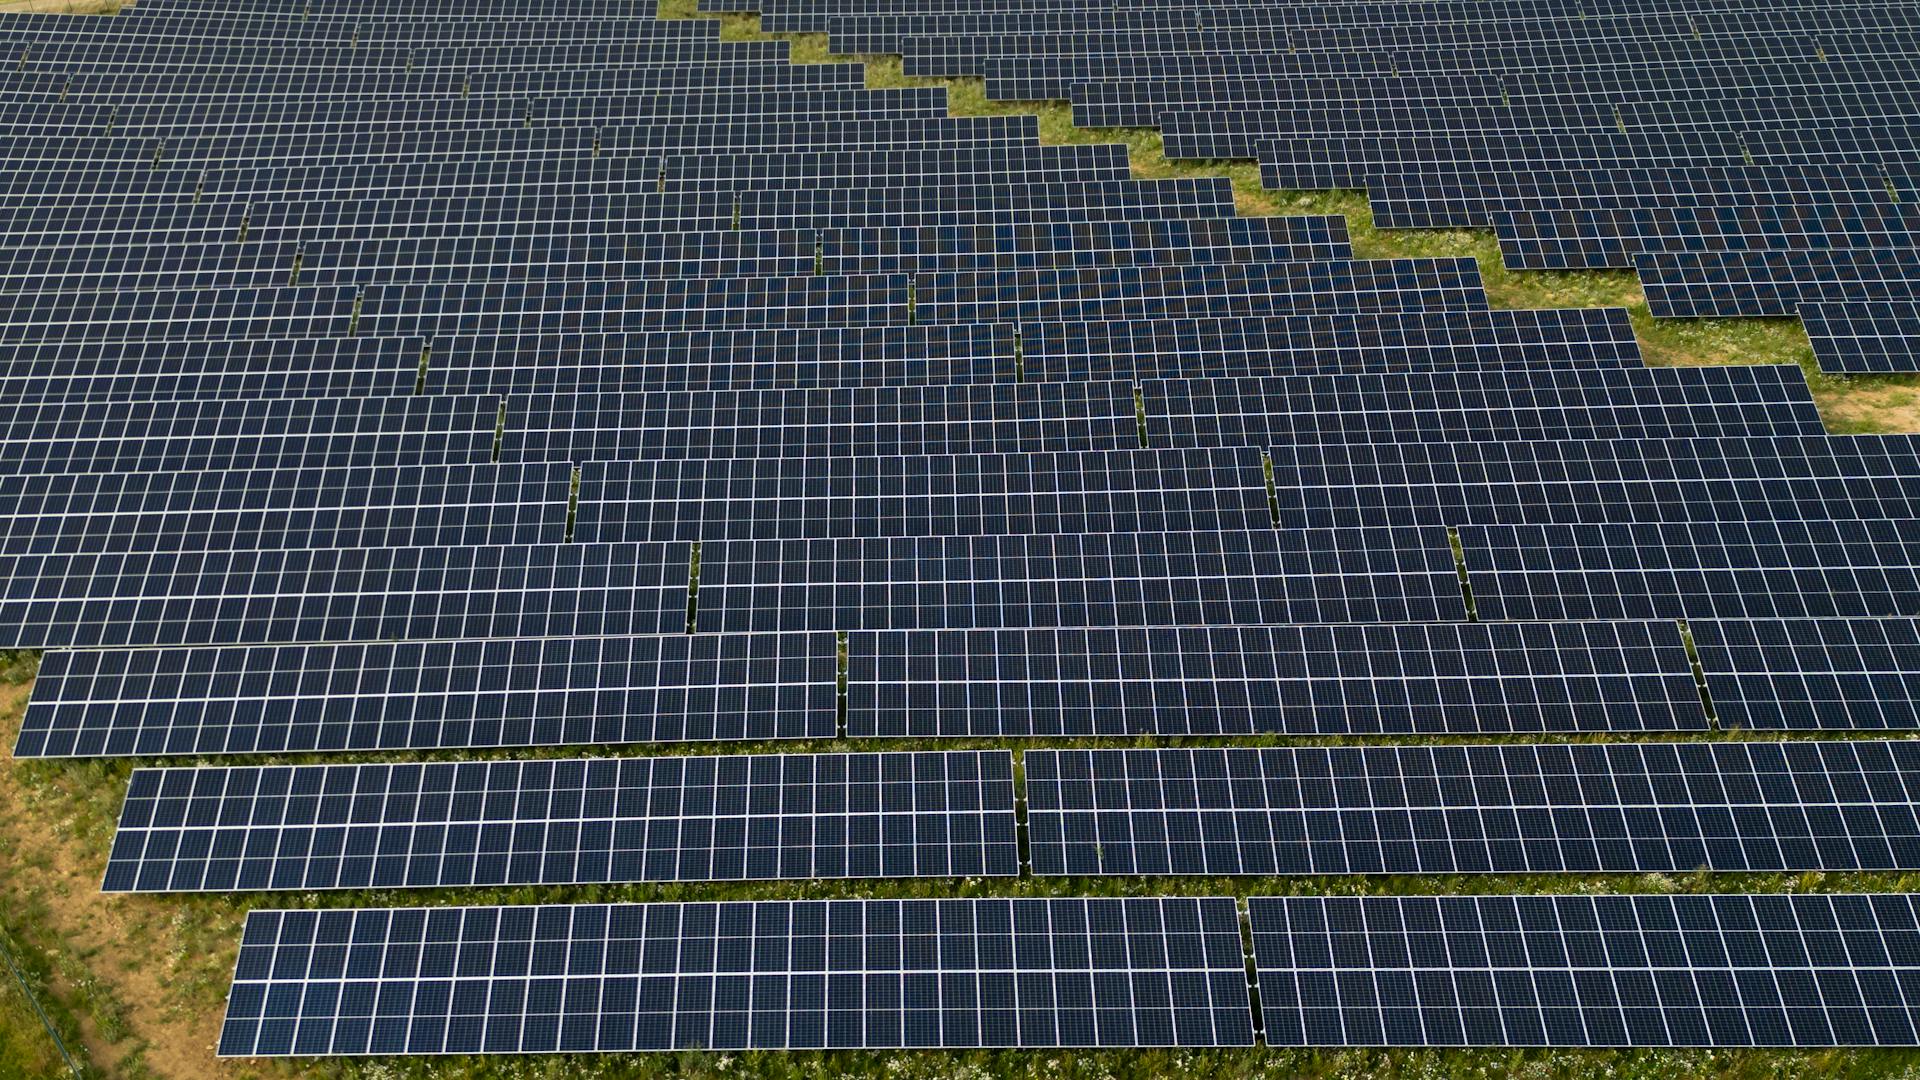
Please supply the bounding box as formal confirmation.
[1690,617,1920,731]
[1027,741,1920,875]
[17,632,839,758]
[105,750,1019,891]
[1802,300,1920,373]
[1264,433,1920,529]
[1459,519,1920,620]
[217,898,1254,1054]
[846,621,1705,738]
[1250,893,1920,1046]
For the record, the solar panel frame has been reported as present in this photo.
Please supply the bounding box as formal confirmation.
[1803,300,1920,373]
[1250,892,1920,1046]
[847,620,1705,738]
[1691,616,1920,731]
[217,897,1255,1054]
[18,631,839,759]
[105,750,1019,891]
[1027,741,1920,875]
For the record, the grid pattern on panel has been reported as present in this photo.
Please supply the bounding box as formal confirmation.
[0,336,420,404]
[572,447,1272,542]
[845,621,1702,738]
[1152,366,1826,447]
[500,383,1141,461]
[0,276,913,343]
[1494,200,1920,272]
[692,527,1466,634]
[0,462,572,556]
[913,259,1489,324]
[1250,894,1920,1046]
[16,632,837,759]
[1803,301,1920,374]
[1026,742,1920,876]
[1637,250,1920,318]
[0,540,694,650]
[437,325,1017,395]
[1366,162,1900,230]
[105,751,1018,892]
[1460,519,1920,621]
[1691,617,1920,731]
[218,898,1255,1054]
[1020,308,1643,382]
[1265,434,1920,529]
[0,394,497,475]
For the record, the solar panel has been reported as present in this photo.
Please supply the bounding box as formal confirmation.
[1265,433,1920,529]
[1,216,1351,295]
[0,336,422,403]
[1803,300,1920,373]
[1153,366,1826,447]
[1259,130,1750,192]
[0,312,1646,404]
[8,40,795,75]
[0,65,862,118]
[0,277,910,343]
[0,327,1019,403]
[4,115,1039,169]
[0,540,693,649]
[0,524,1462,650]
[17,631,837,759]
[0,461,570,556]
[218,897,1254,1054]
[1691,616,1920,731]
[1460,519,1920,620]
[0,87,949,138]
[846,621,1704,737]
[691,527,1465,633]
[1071,51,1920,127]
[105,750,1018,892]
[1020,308,1644,381]
[1495,200,1920,271]
[7,143,1118,202]
[1250,893,1920,1046]
[0,394,496,475]
[8,181,1221,254]
[663,142,1132,190]
[1027,741,1920,875]
[495,383,1141,461]
[572,447,1274,542]
[1366,162,1900,229]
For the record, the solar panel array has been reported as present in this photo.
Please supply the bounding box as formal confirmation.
[11,0,1920,1060]
[853,0,1920,369]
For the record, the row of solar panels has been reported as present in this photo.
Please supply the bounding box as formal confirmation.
[0,310,1641,402]
[88,739,1920,893]
[219,893,1920,1053]
[8,614,1914,760]
[9,521,1920,643]
[23,421,1920,528]
[0,363,1821,470]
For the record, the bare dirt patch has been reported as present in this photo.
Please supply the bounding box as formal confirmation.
[0,684,243,1080]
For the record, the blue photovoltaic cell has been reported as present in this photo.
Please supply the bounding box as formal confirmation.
[105,750,1018,891]
[846,621,1704,737]
[1690,617,1920,731]
[1802,300,1920,374]
[218,898,1255,1054]
[16,632,839,758]
[1250,893,1920,1046]
[1026,742,1920,876]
